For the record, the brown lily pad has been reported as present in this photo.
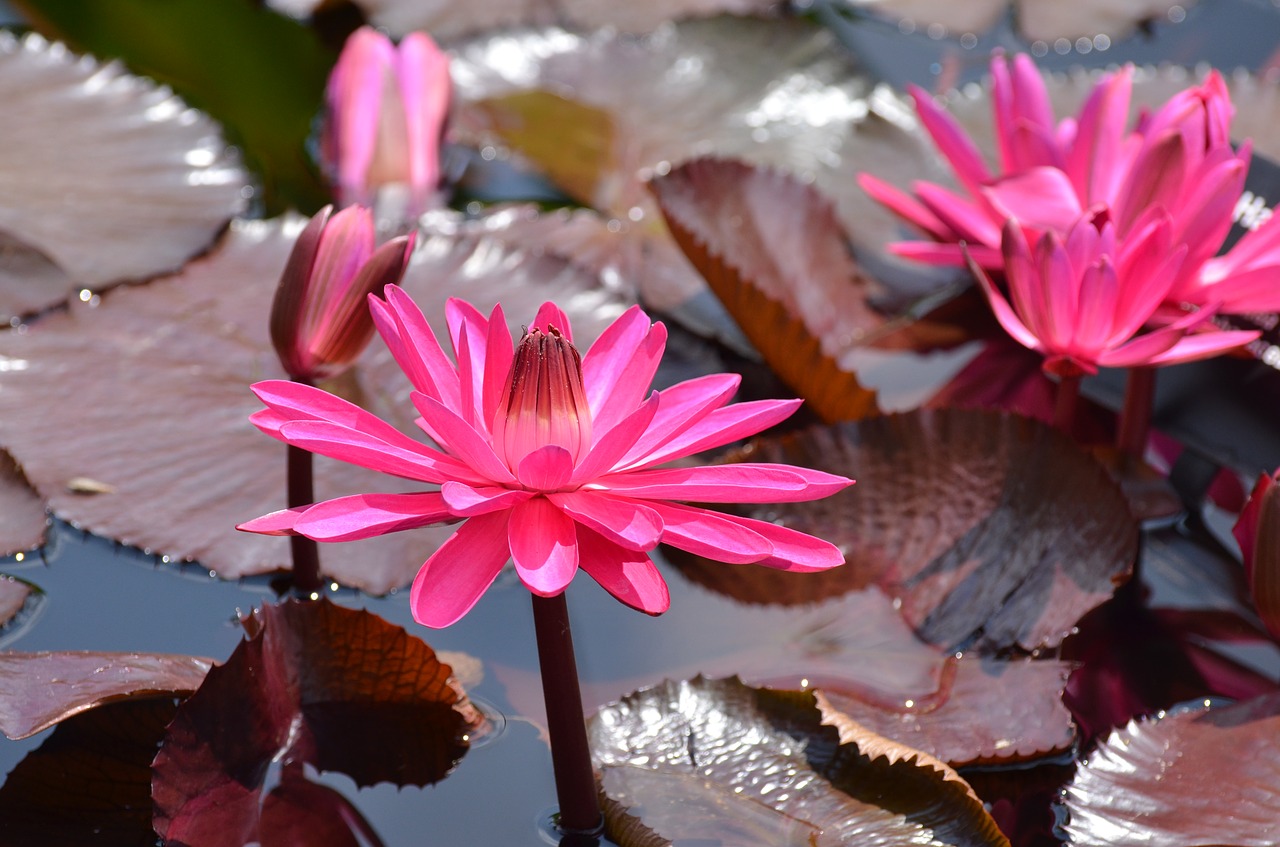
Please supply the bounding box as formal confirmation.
[259,766,383,847]
[672,408,1138,652]
[450,17,917,310]
[821,655,1076,766]
[589,676,1009,847]
[152,599,475,845]
[0,215,629,593]
[0,31,248,319]
[1062,693,1280,847]
[0,650,213,740]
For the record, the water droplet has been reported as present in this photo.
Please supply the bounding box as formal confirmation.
[78,289,93,302]
[960,33,978,49]
[1031,41,1049,56]
[1168,5,1186,23]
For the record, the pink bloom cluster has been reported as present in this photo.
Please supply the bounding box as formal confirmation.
[241,287,852,627]
[861,54,1275,374]
[322,27,451,216]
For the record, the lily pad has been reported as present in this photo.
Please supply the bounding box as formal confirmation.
[1062,693,1280,847]
[0,31,248,319]
[672,408,1138,652]
[0,697,178,846]
[589,676,1009,847]
[0,650,213,740]
[0,215,628,593]
[152,599,475,844]
[842,0,1191,42]
[260,766,382,847]
[449,17,919,310]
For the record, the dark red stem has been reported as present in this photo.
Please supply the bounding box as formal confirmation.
[1053,373,1082,437]
[1116,366,1156,459]
[287,377,322,597]
[531,592,602,837]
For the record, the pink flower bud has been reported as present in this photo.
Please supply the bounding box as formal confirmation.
[492,327,593,472]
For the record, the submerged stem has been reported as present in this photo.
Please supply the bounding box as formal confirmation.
[1116,366,1156,459]
[1053,373,1082,437]
[287,377,322,597]
[531,592,603,838]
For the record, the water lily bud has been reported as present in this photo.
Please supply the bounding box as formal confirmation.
[322,26,451,216]
[270,205,413,381]
[492,326,593,470]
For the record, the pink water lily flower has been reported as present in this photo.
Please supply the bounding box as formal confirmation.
[972,213,1258,377]
[861,53,1280,314]
[322,27,451,215]
[240,287,852,627]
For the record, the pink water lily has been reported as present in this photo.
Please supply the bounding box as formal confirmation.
[322,27,451,216]
[860,53,1280,314]
[240,287,852,627]
[972,213,1258,377]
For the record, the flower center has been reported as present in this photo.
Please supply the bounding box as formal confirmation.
[492,326,592,472]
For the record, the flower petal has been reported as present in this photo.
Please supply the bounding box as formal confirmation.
[532,301,573,341]
[293,492,453,541]
[237,507,307,536]
[509,497,578,596]
[549,491,663,552]
[410,510,510,628]
[857,172,951,241]
[441,481,534,516]
[571,393,662,483]
[622,398,802,470]
[481,302,514,431]
[595,464,852,503]
[446,298,490,429]
[517,445,575,490]
[412,393,518,484]
[613,373,740,465]
[982,167,1083,233]
[581,306,666,435]
[369,285,460,408]
[645,500,773,563]
[277,419,471,484]
[577,525,669,615]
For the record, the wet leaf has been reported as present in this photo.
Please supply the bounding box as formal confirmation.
[152,599,474,845]
[0,31,248,319]
[0,651,213,740]
[0,450,47,560]
[450,17,916,311]
[1062,693,1280,847]
[821,656,1075,766]
[673,408,1138,652]
[589,676,1009,847]
[0,216,629,593]
[0,575,36,632]
[260,766,383,847]
[0,697,178,847]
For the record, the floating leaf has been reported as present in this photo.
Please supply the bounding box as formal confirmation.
[821,656,1075,765]
[0,651,213,740]
[0,31,248,318]
[0,697,177,846]
[589,676,1009,847]
[260,766,383,847]
[152,599,474,844]
[1063,693,1280,847]
[673,408,1137,652]
[0,575,37,634]
[450,18,919,310]
[0,216,628,592]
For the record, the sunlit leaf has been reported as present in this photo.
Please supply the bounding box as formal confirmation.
[0,216,628,593]
[152,599,475,844]
[0,31,248,319]
[449,17,920,311]
[840,0,1191,42]
[0,651,213,740]
[0,697,177,846]
[673,408,1138,652]
[589,676,1010,847]
[1063,693,1280,847]
[821,656,1075,765]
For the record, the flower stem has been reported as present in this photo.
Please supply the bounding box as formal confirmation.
[1053,373,1082,436]
[531,592,602,837]
[287,377,322,597]
[1116,367,1156,459]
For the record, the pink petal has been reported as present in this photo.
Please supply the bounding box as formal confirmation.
[369,285,460,408]
[576,525,669,615]
[581,306,666,432]
[1194,267,1280,313]
[982,167,1084,233]
[594,464,852,503]
[890,241,994,267]
[277,419,472,484]
[857,173,951,241]
[1127,328,1259,368]
[517,445,575,490]
[913,182,1002,247]
[446,298,490,428]
[1071,258,1119,352]
[412,393,517,484]
[968,251,1042,353]
[293,492,453,541]
[549,491,663,552]
[237,507,307,536]
[410,510,511,628]
[395,31,450,211]
[441,481,533,516]
[622,398,803,470]
[1067,67,1132,202]
[716,511,848,572]
[645,500,773,563]
[481,303,514,431]
[571,393,661,483]
[253,379,409,444]
[325,28,394,204]
[612,373,740,466]
[508,497,578,596]
[532,302,573,341]
[908,84,992,197]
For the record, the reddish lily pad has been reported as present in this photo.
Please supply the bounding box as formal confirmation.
[820,655,1076,766]
[0,650,213,740]
[450,17,916,310]
[0,448,49,560]
[0,697,178,846]
[152,599,475,845]
[260,766,383,847]
[589,676,1009,847]
[1062,693,1280,847]
[672,408,1138,652]
[0,216,629,593]
[0,31,248,319]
